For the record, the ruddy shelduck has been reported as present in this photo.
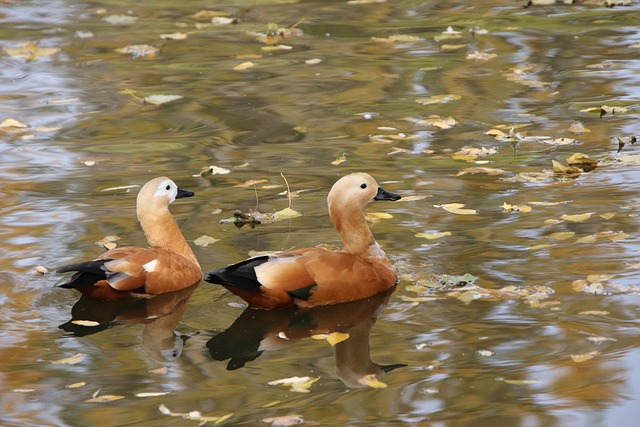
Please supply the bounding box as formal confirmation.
[58,177,202,300]
[206,173,401,308]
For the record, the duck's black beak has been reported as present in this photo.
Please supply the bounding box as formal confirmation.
[374,186,401,201]
[176,187,195,199]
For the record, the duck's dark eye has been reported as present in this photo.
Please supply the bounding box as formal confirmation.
[165,185,171,190]
[360,183,367,189]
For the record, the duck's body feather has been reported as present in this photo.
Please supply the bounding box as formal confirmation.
[207,173,400,308]
[58,177,202,300]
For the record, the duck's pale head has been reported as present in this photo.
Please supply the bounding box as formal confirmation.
[327,173,400,213]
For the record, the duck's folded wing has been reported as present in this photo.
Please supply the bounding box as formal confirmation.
[103,248,202,293]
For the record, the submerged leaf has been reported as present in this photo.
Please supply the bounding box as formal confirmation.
[84,394,125,403]
[570,351,599,363]
[262,415,305,426]
[115,44,159,59]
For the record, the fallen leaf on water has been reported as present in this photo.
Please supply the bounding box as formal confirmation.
[0,118,29,130]
[366,212,393,224]
[66,382,86,389]
[403,115,457,129]
[71,320,101,327]
[599,212,615,219]
[159,404,233,424]
[552,160,581,178]
[586,336,616,344]
[503,379,541,385]
[437,203,478,215]
[212,16,238,25]
[544,137,578,146]
[143,94,183,105]
[331,153,347,165]
[566,153,597,171]
[415,94,461,105]
[149,367,168,375]
[440,43,467,51]
[575,235,597,244]
[194,165,231,177]
[233,62,255,71]
[457,167,508,176]
[191,10,230,20]
[570,351,599,363]
[4,41,60,60]
[501,203,532,213]
[194,235,220,247]
[561,212,594,223]
[371,34,422,43]
[567,121,590,135]
[357,374,387,389]
[160,32,187,40]
[262,415,305,427]
[115,44,159,59]
[272,207,302,221]
[466,50,497,61]
[311,332,350,346]
[387,147,412,156]
[457,290,486,304]
[415,231,451,240]
[136,392,170,398]
[103,15,138,25]
[51,353,85,365]
[579,311,610,316]
[398,195,427,202]
[434,26,462,41]
[34,265,49,275]
[547,231,575,240]
[595,230,628,241]
[268,376,320,393]
[84,394,125,403]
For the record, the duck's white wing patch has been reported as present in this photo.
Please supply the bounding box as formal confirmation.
[143,259,158,272]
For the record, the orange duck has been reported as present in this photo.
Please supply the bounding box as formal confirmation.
[58,177,202,300]
[206,172,401,308]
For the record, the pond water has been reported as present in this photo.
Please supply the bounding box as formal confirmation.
[2,0,640,425]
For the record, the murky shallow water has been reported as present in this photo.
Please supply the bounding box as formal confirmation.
[2,0,640,426]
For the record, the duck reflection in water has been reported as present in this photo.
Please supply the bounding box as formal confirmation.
[206,287,405,388]
[59,284,198,362]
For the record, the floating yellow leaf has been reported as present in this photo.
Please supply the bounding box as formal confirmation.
[160,32,187,40]
[233,62,255,71]
[0,118,29,130]
[194,235,220,247]
[143,94,183,105]
[268,376,320,393]
[311,332,350,346]
[552,160,581,177]
[51,353,85,365]
[599,212,615,219]
[566,153,597,171]
[4,41,60,60]
[331,153,347,165]
[457,167,508,176]
[438,203,478,215]
[501,203,532,213]
[570,351,599,363]
[71,320,101,327]
[159,404,233,424]
[466,50,497,60]
[579,311,610,316]
[272,207,302,221]
[567,121,590,134]
[561,212,594,223]
[357,374,387,389]
[262,415,305,426]
[115,44,159,59]
[415,94,461,105]
[575,235,597,244]
[398,195,428,202]
[136,392,171,398]
[415,231,451,240]
[66,382,87,389]
[504,379,541,385]
[84,394,125,403]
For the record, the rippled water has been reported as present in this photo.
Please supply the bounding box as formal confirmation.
[2,1,640,426]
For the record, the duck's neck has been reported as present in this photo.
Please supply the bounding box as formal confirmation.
[331,205,378,256]
[139,208,200,267]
